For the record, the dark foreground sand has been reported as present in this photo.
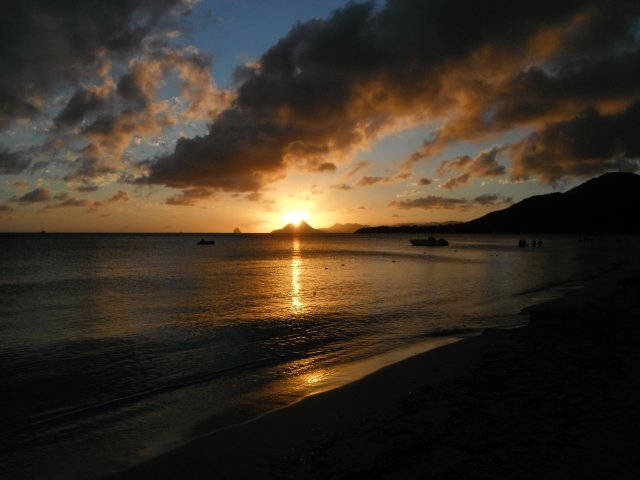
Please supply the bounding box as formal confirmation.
[114,256,640,479]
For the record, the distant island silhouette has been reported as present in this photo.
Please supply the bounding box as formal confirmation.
[357,172,640,234]
[270,221,368,234]
[270,220,323,234]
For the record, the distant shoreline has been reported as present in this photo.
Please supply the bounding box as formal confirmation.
[5,231,640,237]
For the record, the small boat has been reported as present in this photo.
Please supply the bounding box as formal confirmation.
[410,236,449,247]
[197,239,215,245]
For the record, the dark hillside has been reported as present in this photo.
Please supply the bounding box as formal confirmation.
[357,172,640,234]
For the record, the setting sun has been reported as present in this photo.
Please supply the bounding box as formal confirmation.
[283,211,309,226]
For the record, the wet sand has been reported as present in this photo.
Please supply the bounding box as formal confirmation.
[113,255,640,479]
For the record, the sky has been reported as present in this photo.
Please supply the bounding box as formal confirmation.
[1,0,639,233]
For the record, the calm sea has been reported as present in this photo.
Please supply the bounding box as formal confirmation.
[0,232,636,478]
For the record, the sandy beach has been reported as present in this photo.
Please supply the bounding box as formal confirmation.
[113,254,640,479]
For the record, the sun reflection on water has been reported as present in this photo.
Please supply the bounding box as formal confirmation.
[290,238,304,313]
[304,370,327,386]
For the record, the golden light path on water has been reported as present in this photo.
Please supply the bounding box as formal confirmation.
[279,337,462,402]
[261,234,465,404]
[290,238,304,314]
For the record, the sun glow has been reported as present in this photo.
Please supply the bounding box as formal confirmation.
[283,210,309,226]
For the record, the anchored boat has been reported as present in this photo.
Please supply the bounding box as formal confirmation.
[410,236,449,247]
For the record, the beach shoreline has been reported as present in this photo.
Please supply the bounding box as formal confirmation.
[112,253,640,479]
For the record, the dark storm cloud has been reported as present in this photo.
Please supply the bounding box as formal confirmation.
[141,0,640,192]
[42,189,130,210]
[390,195,469,210]
[474,194,512,206]
[140,0,438,189]
[492,49,640,128]
[46,197,93,209]
[29,161,48,172]
[390,193,512,210]
[15,187,51,203]
[510,101,640,184]
[5,0,638,193]
[0,147,31,174]
[117,73,150,109]
[54,89,106,128]
[76,184,100,193]
[0,0,181,127]
[404,12,640,179]
[142,108,288,191]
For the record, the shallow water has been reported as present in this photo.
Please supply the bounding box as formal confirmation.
[0,232,636,478]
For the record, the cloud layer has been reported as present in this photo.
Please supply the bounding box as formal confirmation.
[0,0,182,127]
[1,0,640,211]
[1,0,232,193]
[510,101,640,184]
[138,0,640,194]
[390,194,512,211]
[437,146,507,190]
[0,147,31,175]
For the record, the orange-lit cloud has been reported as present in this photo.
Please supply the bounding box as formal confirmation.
[141,1,640,194]
[2,0,640,207]
[88,190,131,211]
[345,160,372,179]
[357,175,393,187]
[30,38,232,186]
[437,146,507,190]
[165,187,215,206]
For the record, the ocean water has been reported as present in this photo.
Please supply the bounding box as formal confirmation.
[0,232,636,478]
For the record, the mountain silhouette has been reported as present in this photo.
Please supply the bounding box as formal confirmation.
[270,220,323,234]
[319,223,368,233]
[358,172,640,234]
